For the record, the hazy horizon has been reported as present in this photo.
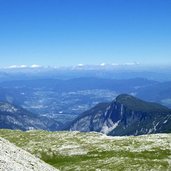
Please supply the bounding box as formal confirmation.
[0,0,171,67]
[1,62,171,70]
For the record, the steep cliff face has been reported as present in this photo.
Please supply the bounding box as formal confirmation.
[68,94,171,136]
[0,102,62,131]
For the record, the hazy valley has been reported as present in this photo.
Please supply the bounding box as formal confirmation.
[1,67,171,126]
[0,67,171,171]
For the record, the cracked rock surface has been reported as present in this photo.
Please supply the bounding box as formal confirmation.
[0,138,59,171]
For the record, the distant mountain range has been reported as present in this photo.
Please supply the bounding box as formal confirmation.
[0,77,156,91]
[0,102,62,131]
[67,94,171,136]
[136,81,171,106]
[1,78,171,109]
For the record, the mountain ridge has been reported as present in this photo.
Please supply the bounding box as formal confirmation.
[0,101,62,131]
[67,94,171,135]
[116,94,170,113]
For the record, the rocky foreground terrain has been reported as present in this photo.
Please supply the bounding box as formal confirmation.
[0,137,58,171]
[0,130,171,171]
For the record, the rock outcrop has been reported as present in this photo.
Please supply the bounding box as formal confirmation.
[68,94,171,136]
[0,137,59,171]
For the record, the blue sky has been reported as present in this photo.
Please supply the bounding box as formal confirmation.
[0,0,171,67]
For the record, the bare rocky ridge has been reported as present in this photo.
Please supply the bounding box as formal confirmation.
[0,137,59,171]
[0,102,62,131]
[68,94,171,135]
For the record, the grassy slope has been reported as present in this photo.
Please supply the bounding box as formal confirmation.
[0,129,171,171]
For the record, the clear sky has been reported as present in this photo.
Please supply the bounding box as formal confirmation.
[0,0,171,67]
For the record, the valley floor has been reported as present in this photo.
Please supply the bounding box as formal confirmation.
[0,130,171,171]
